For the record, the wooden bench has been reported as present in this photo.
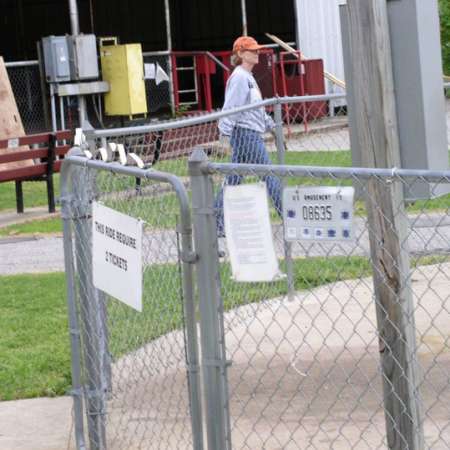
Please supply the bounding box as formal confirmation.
[0,130,73,213]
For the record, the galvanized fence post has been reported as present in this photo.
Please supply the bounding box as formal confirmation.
[166,173,205,450]
[189,148,231,450]
[60,155,87,450]
[274,101,295,299]
[71,162,109,450]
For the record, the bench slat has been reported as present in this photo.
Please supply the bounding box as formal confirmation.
[0,164,47,182]
[0,144,70,164]
[0,130,73,149]
[0,160,64,183]
[56,145,71,156]
[0,148,49,164]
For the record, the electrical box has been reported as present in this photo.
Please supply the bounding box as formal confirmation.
[100,43,147,116]
[67,34,99,80]
[42,36,71,83]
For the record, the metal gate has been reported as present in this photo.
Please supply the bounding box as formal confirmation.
[60,150,203,450]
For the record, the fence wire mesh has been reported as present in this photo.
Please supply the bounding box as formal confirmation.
[6,62,48,134]
[201,161,450,449]
[143,53,172,115]
[63,161,200,450]
[281,98,350,158]
[88,94,355,181]
[64,89,450,449]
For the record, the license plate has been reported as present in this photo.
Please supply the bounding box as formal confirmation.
[283,186,355,242]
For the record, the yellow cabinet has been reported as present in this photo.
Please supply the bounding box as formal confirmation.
[100,43,147,116]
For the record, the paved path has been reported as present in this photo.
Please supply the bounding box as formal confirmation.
[0,207,58,228]
[0,397,75,450]
[1,214,450,275]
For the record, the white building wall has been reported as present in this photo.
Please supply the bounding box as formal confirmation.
[295,0,346,98]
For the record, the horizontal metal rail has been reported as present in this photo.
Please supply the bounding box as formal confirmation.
[203,160,450,182]
[5,60,39,68]
[142,51,171,57]
[91,93,346,138]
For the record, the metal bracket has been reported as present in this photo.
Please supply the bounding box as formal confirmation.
[187,364,201,374]
[181,251,198,264]
[60,195,92,220]
[60,195,75,220]
[69,388,83,398]
[193,206,215,216]
[203,358,232,368]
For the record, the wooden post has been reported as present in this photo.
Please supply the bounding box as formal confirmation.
[345,1,424,449]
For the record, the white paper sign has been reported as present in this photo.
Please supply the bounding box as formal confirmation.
[224,183,283,282]
[92,202,143,311]
[144,63,156,80]
[155,63,169,85]
[283,186,355,242]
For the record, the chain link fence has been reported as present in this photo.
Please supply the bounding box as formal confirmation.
[5,61,49,134]
[281,94,350,160]
[62,147,450,449]
[87,93,355,180]
[191,157,450,449]
[62,88,450,449]
[142,52,173,116]
[87,88,450,176]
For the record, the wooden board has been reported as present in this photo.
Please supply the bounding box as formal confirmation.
[0,56,33,171]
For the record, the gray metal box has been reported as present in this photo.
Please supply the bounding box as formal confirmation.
[66,34,99,80]
[340,0,449,200]
[42,36,71,83]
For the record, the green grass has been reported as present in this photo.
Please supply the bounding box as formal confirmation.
[0,217,63,237]
[0,273,71,401]
[283,150,351,167]
[3,251,450,401]
[0,175,61,212]
[440,0,450,75]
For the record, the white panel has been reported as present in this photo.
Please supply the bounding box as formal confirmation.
[295,0,346,99]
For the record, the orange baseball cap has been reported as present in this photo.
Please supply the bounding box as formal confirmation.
[232,36,264,53]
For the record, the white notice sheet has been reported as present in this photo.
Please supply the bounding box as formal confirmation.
[92,202,143,311]
[224,183,283,282]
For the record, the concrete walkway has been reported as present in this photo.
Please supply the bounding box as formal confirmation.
[0,397,74,450]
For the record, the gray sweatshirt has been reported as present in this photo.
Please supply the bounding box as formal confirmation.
[218,65,275,136]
